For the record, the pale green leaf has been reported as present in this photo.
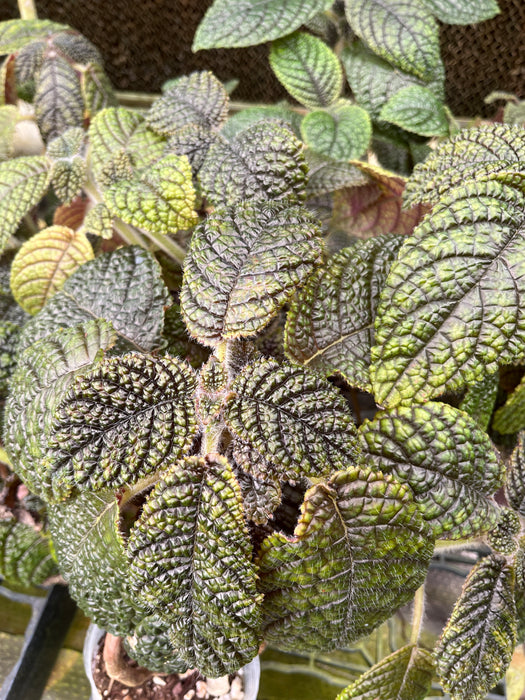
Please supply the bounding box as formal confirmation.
[0,105,18,161]
[79,62,117,119]
[301,100,371,161]
[421,0,499,24]
[0,518,57,588]
[459,372,499,431]
[82,202,113,240]
[220,105,302,141]
[47,126,86,203]
[379,85,449,137]
[493,375,525,434]
[0,19,68,54]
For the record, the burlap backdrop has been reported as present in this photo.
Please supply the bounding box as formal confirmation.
[1,0,524,117]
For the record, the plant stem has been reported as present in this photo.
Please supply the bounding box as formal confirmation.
[142,228,186,267]
[410,584,426,646]
[17,0,38,20]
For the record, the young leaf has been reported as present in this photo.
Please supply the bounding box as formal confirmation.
[34,52,84,141]
[181,200,323,346]
[47,127,86,203]
[235,468,282,525]
[270,32,342,108]
[358,401,504,539]
[82,202,113,239]
[147,71,228,136]
[436,554,517,700]
[199,122,307,206]
[505,434,525,516]
[336,645,434,700]
[459,372,499,431]
[379,85,449,137]
[304,151,369,198]
[0,517,58,588]
[103,153,198,234]
[421,0,499,25]
[0,156,50,256]
[0,19,68,53]
[224,357,360,480]
[493,375,525,434]
[285,235,404,392]
[17,246,171,355]
[371,180,525,407]
[128,454,262,677]
[257,468,433,651]
[10,225,93,315]
[301,100,371,161]
[48,490,140,635]
[344,0,440,81]
[192,0,330,50]
[46,353,198,500]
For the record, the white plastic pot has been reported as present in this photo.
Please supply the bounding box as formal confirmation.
[83,623,260,700]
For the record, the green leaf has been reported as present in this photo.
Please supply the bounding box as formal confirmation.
[270,32,342,108]
[0,155,50,256]
[301,100,371,161]
[304,150,370,198]
[79,63,117,119]
[0,320,20,399]
[124,614,187,675]
[103,154,198,234]
[46,352,198,500]
[147,71,228,136]
[404,123,525,207]
[199,122,308,206]
[0,105,18,161]
[493,375,525,434]
[82,202,113,239]
[285,235,403,392]
[371,180,525,407]
[34,52,83,141]
[505,434,525,516]
[344,0,440,81]
[225,357,360,480]
[220,105,302,141]
[17,246,171,355]
[3,320,116,497]
[336,645,434,700]
[257,467,433,651]
[514,542,525,644]
[436,554,517,700]
[379,85,449,137]
[181,200,323,346]
[48,490,139,635]
[165,124,216,176]
[421,0,499,24]
[162,304,209,369]
[459,372,499,431]
[0,517,57,587]
[47,127,87,203]
[235,468,282,525]
[358,401,504,539]
[192,0,331,50]
[127,454,262,677]
[487,508,520,555]
[0,19,68,54]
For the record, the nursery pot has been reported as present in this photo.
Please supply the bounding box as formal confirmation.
[83,623,261,700]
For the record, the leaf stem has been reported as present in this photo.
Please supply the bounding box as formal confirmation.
[17,0,37,20]
[140,228,186,267]
[410,584,426,645]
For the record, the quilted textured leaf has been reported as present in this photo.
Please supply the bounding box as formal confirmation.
[17,246,170,355]
[220,105,302,141]
[199,122,307,206]
[48,490,140,635]
[358,401,504,539]
[162,304,209,369]
[0,19,68,53]
[0,156,50,256]
[225,357,360,480]
[235,468,282,525]
[487,508,520,555]
[124,614,188,675]
[103,153,197,234]
[505,434,525,516]
[46,352,198,500]
[10,225,93,315]
[82,202,113,239]
[79,63,117,119]
[192,0,330,50]
[3,320,116,497]
[301,100,371,161]
[34,52,83,141]
[285,235,404,392]
[0,518,57,587]
[436,554,517,700]
[458,372,499,431]
[47,127,87,203]
[421,0,499,24]
[181,200,323,346]
[371,180,525,407]
[257,467,433,651]
[270,32,342,108]
[514,542,525,643]
[0,253,28,325]
[165,124,216,176]
[0,321,20,400]
[147,71,228,136]
[48,31,102,66]
[336,644,434,700]
[304,151,369,198]
[0,105,18,161]
[379,85,449,137]
[404,124,525,207]
[493,375,525,434]
[341,42,444,120]
[230,435,275,482]
[127,454,262,677]
[344,0,440,81]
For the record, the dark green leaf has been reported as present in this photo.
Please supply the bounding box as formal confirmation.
[421,0,499,24]
[127,454,262,677]
[493,375,525,434]
[235,468,282,525]
[505,434,525,516]
[301,100,371,161]
[124,614,187,675]
[181,200,323,346]
[379,85,449,137]
[0,19,68,54]
[34,52,83,141]
[304,150,369,198]
[436,554,517,700]
[165,124,216,176]
[257,467,433,651]
[487,508,520,555]
[162,304,209,368]
[459,372,499,431]
[0,517,57,587]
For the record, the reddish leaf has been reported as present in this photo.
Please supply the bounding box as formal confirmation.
[53,196,88,229]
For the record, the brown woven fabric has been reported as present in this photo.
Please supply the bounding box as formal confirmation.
[0,0,523,116]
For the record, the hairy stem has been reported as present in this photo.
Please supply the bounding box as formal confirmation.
[17,0,37,20]
[103,633,155,687]
[410,584,426,646]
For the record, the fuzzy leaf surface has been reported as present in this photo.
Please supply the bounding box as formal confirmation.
[505,435,525,516]
[258,468,433,651]
[493,376,525,434]
[128,454,262,677]
[225,358,360,480]
[199,122,307,206]
[10,225,93,315]
[301,101,371,161]
[0,19,67,53]
[0,518,57,587]
[436,554,517,700]
[359,402,504,538]
[270,32,342,108]
[49,490,139,635]
[17,246,170,355]
[421,0,499,24]
[379,85,449,137]
[285,235,403,392]
[181,200,322,346]
[34,52,83,141]
[344,0,440,81]
[336,645,434,700]
[371,180,525,406]
[0,156,50,255]
[192,0,330,50]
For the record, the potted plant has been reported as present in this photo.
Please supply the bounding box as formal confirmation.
[1,3,525,699]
